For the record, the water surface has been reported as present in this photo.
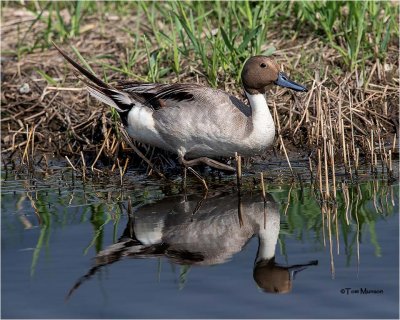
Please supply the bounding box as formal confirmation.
[1,167,398,318]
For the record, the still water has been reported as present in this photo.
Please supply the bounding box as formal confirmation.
[1,167,399,319]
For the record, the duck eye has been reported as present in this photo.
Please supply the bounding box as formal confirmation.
[260,63,267,68]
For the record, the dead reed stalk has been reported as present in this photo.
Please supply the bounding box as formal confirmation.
[260,172,266,202]
[235,152,242,190]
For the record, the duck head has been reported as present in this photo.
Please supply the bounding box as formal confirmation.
[241,56,308,95]
[253,258,318,294]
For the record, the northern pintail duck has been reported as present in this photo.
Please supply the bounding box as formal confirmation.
[54,43,307,172]
[66,192,317,297]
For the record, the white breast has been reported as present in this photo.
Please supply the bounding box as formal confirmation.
[255,206,280,263]
[243,92,276,150]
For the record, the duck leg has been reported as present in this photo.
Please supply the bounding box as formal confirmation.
[182,166,187,191]
[191,191,208,216]
[180,156,236,172]
[178,157,208,190]
[187,167,209,191]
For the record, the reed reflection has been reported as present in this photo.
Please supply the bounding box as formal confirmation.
[68,192,317,298]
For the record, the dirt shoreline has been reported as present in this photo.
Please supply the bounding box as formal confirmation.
[2,5,398,178]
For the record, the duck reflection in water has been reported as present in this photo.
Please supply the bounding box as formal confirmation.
[67,192,317,298]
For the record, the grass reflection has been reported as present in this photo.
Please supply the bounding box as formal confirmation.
[29,196,51,276]
[1,173,397,281]
[273,179,397,277]
[83,204,109,255]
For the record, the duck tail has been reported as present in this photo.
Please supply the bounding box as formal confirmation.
[52,42,134,113]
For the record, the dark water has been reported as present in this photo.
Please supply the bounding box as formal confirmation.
[1,167,399,319]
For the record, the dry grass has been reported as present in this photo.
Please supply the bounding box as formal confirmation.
[1,5,398,183]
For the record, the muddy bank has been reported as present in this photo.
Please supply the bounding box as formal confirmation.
[2,5,398,177]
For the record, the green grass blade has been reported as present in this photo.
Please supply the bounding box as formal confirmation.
[35,69,58,86]
[71,45,96,75]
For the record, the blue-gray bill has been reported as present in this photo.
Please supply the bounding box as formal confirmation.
[275,72,308,92]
